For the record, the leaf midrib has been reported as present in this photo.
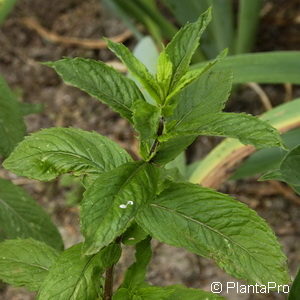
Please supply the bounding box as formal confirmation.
[149,202,274,274]
[7,149,105,172]
[69,60,134,115]
[0,257,49,271]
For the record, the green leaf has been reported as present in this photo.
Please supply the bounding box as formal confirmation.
[38,243,121,300]
[289,267,300,300]
[165,8,212,87]
[156,51,173,99]
[163,0,233,59]
[188,98,300,185]
[132,286,174,299]
[0,239,59,291]
[152,135,196,165]
[0,75,26,157]
[107,39,162,104]
[122,222,148,246]
[232,128,300,180]
[165,49,227,107]
[81,162,158,255]
[3,127,132,182]
[122,237,152,289]
[130,36,160,105]
[153,69,232,165]
[113,288,131,300]
[45,58,144,122]
[0,178,63,250]
[170,69,232,120]
[191,52,300,84]
[137,182,290,285]
[279,145,300,186]
[164,112,283,149]
[291,185,300,196]
[114,285,223,300]
[132,99,160,159]
[164,284,225,300]
[259,169,285,182]
[259,145,300,189]
[165,152,187,179]
[114,286,173,300]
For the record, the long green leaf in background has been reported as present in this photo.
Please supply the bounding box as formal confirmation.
[192,52,300,84]
[132,0,177,40]
[137,182,290,285]
[206,0,234,54]
[235,0,263,54]
[163,0,235,58]
[103,0,176,43]
[0,178,63,250]
[0,239,59,291]
[163,0,207,24]
[0,0,17,25]
[163,0,217,58]
[3,127,132,182]
[38,243,121,300]
[102,0,143,40]
[0,75,26,157]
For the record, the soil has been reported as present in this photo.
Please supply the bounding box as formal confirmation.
[0,0,300,299]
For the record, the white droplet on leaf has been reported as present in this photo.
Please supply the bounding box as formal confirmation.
[119,200,134,209]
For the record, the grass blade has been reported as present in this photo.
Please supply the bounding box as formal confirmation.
[191,52,300,84]
[235,0,263,54]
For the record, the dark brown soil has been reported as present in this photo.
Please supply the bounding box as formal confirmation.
[0,1,300,299]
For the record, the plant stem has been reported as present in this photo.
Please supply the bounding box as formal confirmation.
[148,117,164,160]
[103,236,122,300]
[104,265,114,300]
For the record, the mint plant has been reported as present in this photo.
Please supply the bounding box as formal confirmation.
[1,10,290,299]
